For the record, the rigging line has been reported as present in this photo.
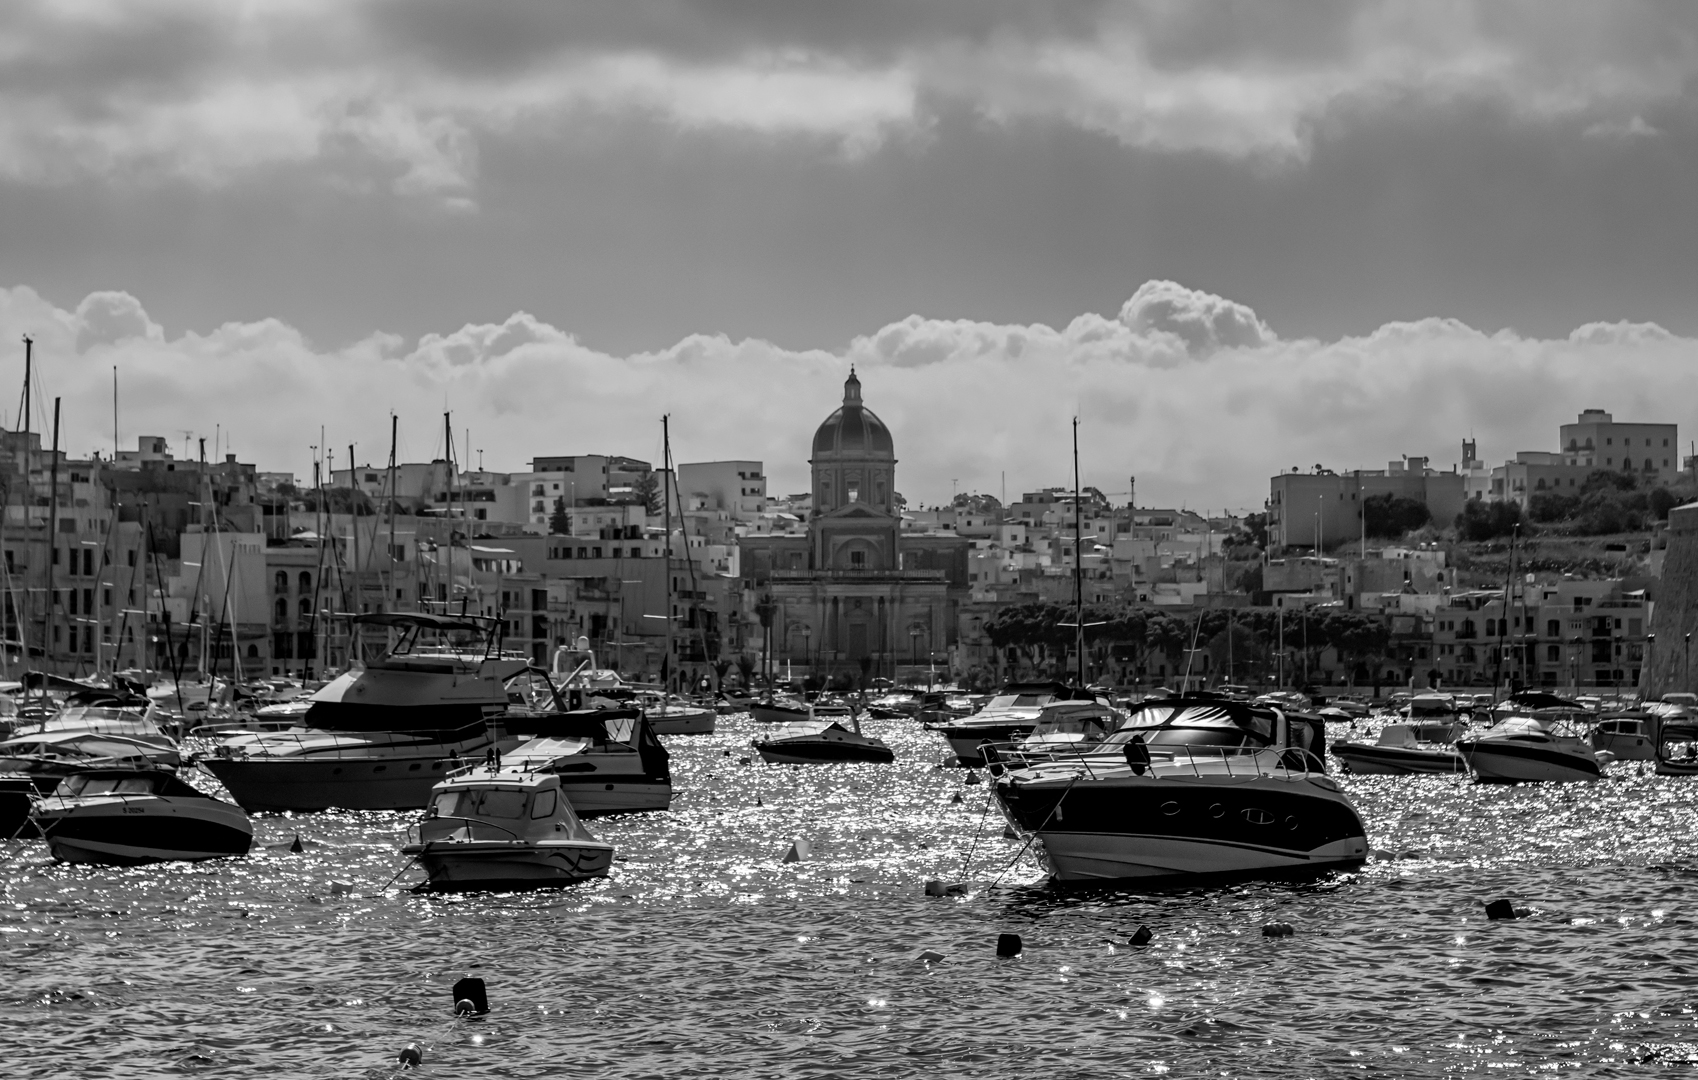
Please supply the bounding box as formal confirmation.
[954,783,996,881]
[989,774,1079,890]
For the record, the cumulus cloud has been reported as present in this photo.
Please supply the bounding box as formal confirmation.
[1,1,1695,200]
[2,280,1694,513]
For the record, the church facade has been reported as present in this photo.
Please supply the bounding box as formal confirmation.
[739,371,969,683]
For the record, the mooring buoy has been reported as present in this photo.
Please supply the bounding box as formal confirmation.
[451,975,489,1016]
[1129,925,1153,947]
[996,933,1023,957]
[397,1042,423,1068]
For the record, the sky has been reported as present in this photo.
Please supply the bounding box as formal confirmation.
[1,0,1696,512]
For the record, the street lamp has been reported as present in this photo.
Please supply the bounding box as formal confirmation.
[909,627,920,682]
[1686,631,1692,693]
[802,625,811,678]
[1646,633,1656,695]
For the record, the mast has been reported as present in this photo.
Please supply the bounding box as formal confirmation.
[42,397,60,673]
[444,411,455,612]
[1073,417,1084,687]
[308,458,327,676]
[387,414,398,612]
[662,414,672,696]
[348,443,361,617]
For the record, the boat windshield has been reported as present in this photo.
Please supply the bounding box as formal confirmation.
[58,775,156,797]
[1144,726,1255,749]
[984,693,1051,710]
[434,787,528,819]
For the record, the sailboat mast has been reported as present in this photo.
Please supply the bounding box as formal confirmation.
[443,411,454,613]
[1073,416,1084,688]
[387,414,397,612]
[42,397,60,672]
[662,414,672,696]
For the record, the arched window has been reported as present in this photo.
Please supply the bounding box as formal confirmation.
[298,571,312,593]
[275,571,288,593]
[299,597,313,618]
[246,644,259,658]
[274,598,287,621]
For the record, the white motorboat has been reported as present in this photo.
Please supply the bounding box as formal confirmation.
[640,693,716,736]
[992,697,1367,885]
[1007,700,1129,758]
[403,768,613,891]
[1653,716,1698,776]
[35,768,252,865]
[1331,723,1467,775]
[932,682,1101,767]
[752,720,894,764]
[1590,711,1658,762]
[500,709,672,815]
[0,729,183,794]
[200,612,527,812]
[1456,710,1610,783]
[750,696,813,724]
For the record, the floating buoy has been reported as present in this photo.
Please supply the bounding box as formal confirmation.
[722,750,731,757]
[1129,925,1153,947]
[942,755,960,768]
[328,880,353,896]
[996,933,1023,957]
[1001,825,1018,840]
[755,797,763,807]
[782,839,812,863]
[451,976,489,1016]
[1484,898,1529,921]
[289,833,304,854]
[1261,922,1295,938]
[963,772,982,786]
[924,880,968,897]
[949,793,963,804]
[397,1043,423,1068]
[738,757,751,765]
[917,949,945,963]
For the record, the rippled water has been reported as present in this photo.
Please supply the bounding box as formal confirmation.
[5,714,1698,1078]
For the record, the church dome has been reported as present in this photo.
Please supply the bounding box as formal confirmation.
[812,368,894,459]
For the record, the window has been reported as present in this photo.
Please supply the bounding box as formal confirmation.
[275,571,288,593]
[530,789,557,818]
[479,790,526,818]
[299,571,312,593]
[1546,620,1560,636]
[299,597,313,617]
[850,549,866,568]
[275,599,287,620]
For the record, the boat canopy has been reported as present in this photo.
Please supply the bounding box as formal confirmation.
[55,768,205,799]
[353,611,494,633]
[760,720,848,738]
[1505,690,1586,711]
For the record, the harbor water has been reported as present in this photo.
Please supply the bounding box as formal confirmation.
[5,714,1698,1078]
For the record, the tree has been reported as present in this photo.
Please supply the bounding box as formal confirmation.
[1528,491,1581,523]
[633,472,662,515]
[1455,499,1522,541]
[548,496,571,535]
[1580,469,1638,494]
[1649,486,1681,520]
[1242,512,1268,549]
[1363,494,1431,538]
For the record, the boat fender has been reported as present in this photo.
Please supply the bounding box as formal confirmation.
[451,976,489,1016]
[1261,923,1295,938]
[995,933,1023,958]
[1123,735,1151,776]
[1484,898,1530,921]
[1128,925,1153,948]
[397,1043,423,1068]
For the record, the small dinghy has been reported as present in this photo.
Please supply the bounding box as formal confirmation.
[403,768,614,891]
[1331,723,1466,775]
[34,768,252,865]
[752,719,894,765]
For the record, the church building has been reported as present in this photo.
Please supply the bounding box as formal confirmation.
[739,370,969,683]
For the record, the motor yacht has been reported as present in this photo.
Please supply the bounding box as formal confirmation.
[402,769,613,891]
[0,729,183,794]
[752,719,894,764]
[500,709,672,815]
[750,695,813,724]
[637,692,716,736]
[991,697,1367,885]
[1331,723,1466,775]
[35,768,252,865]
[200,612,528,812]
[932,682,1100,767]
[1456,709,1611,783]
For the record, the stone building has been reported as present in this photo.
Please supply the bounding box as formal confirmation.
[739,370,969,684]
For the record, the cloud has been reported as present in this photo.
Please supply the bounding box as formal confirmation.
[1,1,1695,201]
[3,280,1694,513]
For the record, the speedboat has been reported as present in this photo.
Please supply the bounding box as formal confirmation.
[865,691,920,719]
[500,709,672,815]
[1331,723,1466,775]
[991,697,1367,885]
[0,729,183,793]
[402,768,613,891]
[750,695,813,724]
[1590,711,1658,762]
[932,682,1100,767]
[640,693,716,736]
[199,612,528,812]
[752,719,894,764]
[1654,716,1698,776]
[35,768,252,865]
[915,690,976,726]
[1456,709,1610,783]
[1402,693,1466,742]
[809,695,854,719]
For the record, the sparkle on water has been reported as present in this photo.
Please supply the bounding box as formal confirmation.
[4,714,1698,1077]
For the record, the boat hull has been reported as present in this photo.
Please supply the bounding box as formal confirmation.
[648,710,715,736]
[939,723,1034,767]
[404,839,613,891]
[42,800,252,865]
[200,753,471,812]
[1331,742,1465,775]
[1456,739,1603,783]
[995,772,1368,886]
[551,778,670,816]
[1592,731,1655,762]
[750,702,811,724]
[754,740,894,765]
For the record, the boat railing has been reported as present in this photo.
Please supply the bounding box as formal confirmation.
[409,815,523,845]
[988,741,1325,782]
[200,730,481,765]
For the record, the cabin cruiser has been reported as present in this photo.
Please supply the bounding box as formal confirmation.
[991,697,1367,885]
[752,719,894,764]
[402,769,613,891]
[915,690,976,727]
[750,695,813,724]
[865,691,920,719]
[1401,694,1467,742]
[35,768,252,865]
[932,682,1101,768]
[1007,700,1129,757]
[1456,708,1610,783]
[1653,716,1698,776]
[809,695,855,719]
[549,642,714,735]
[500,709,672,816]
[0,729,183,793]
[1331,723,1466,775]
[1590,710,1658,762]
[634,692,716,736]
[201,612,528,812]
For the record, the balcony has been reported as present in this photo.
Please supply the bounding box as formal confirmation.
[770,568,946,582]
